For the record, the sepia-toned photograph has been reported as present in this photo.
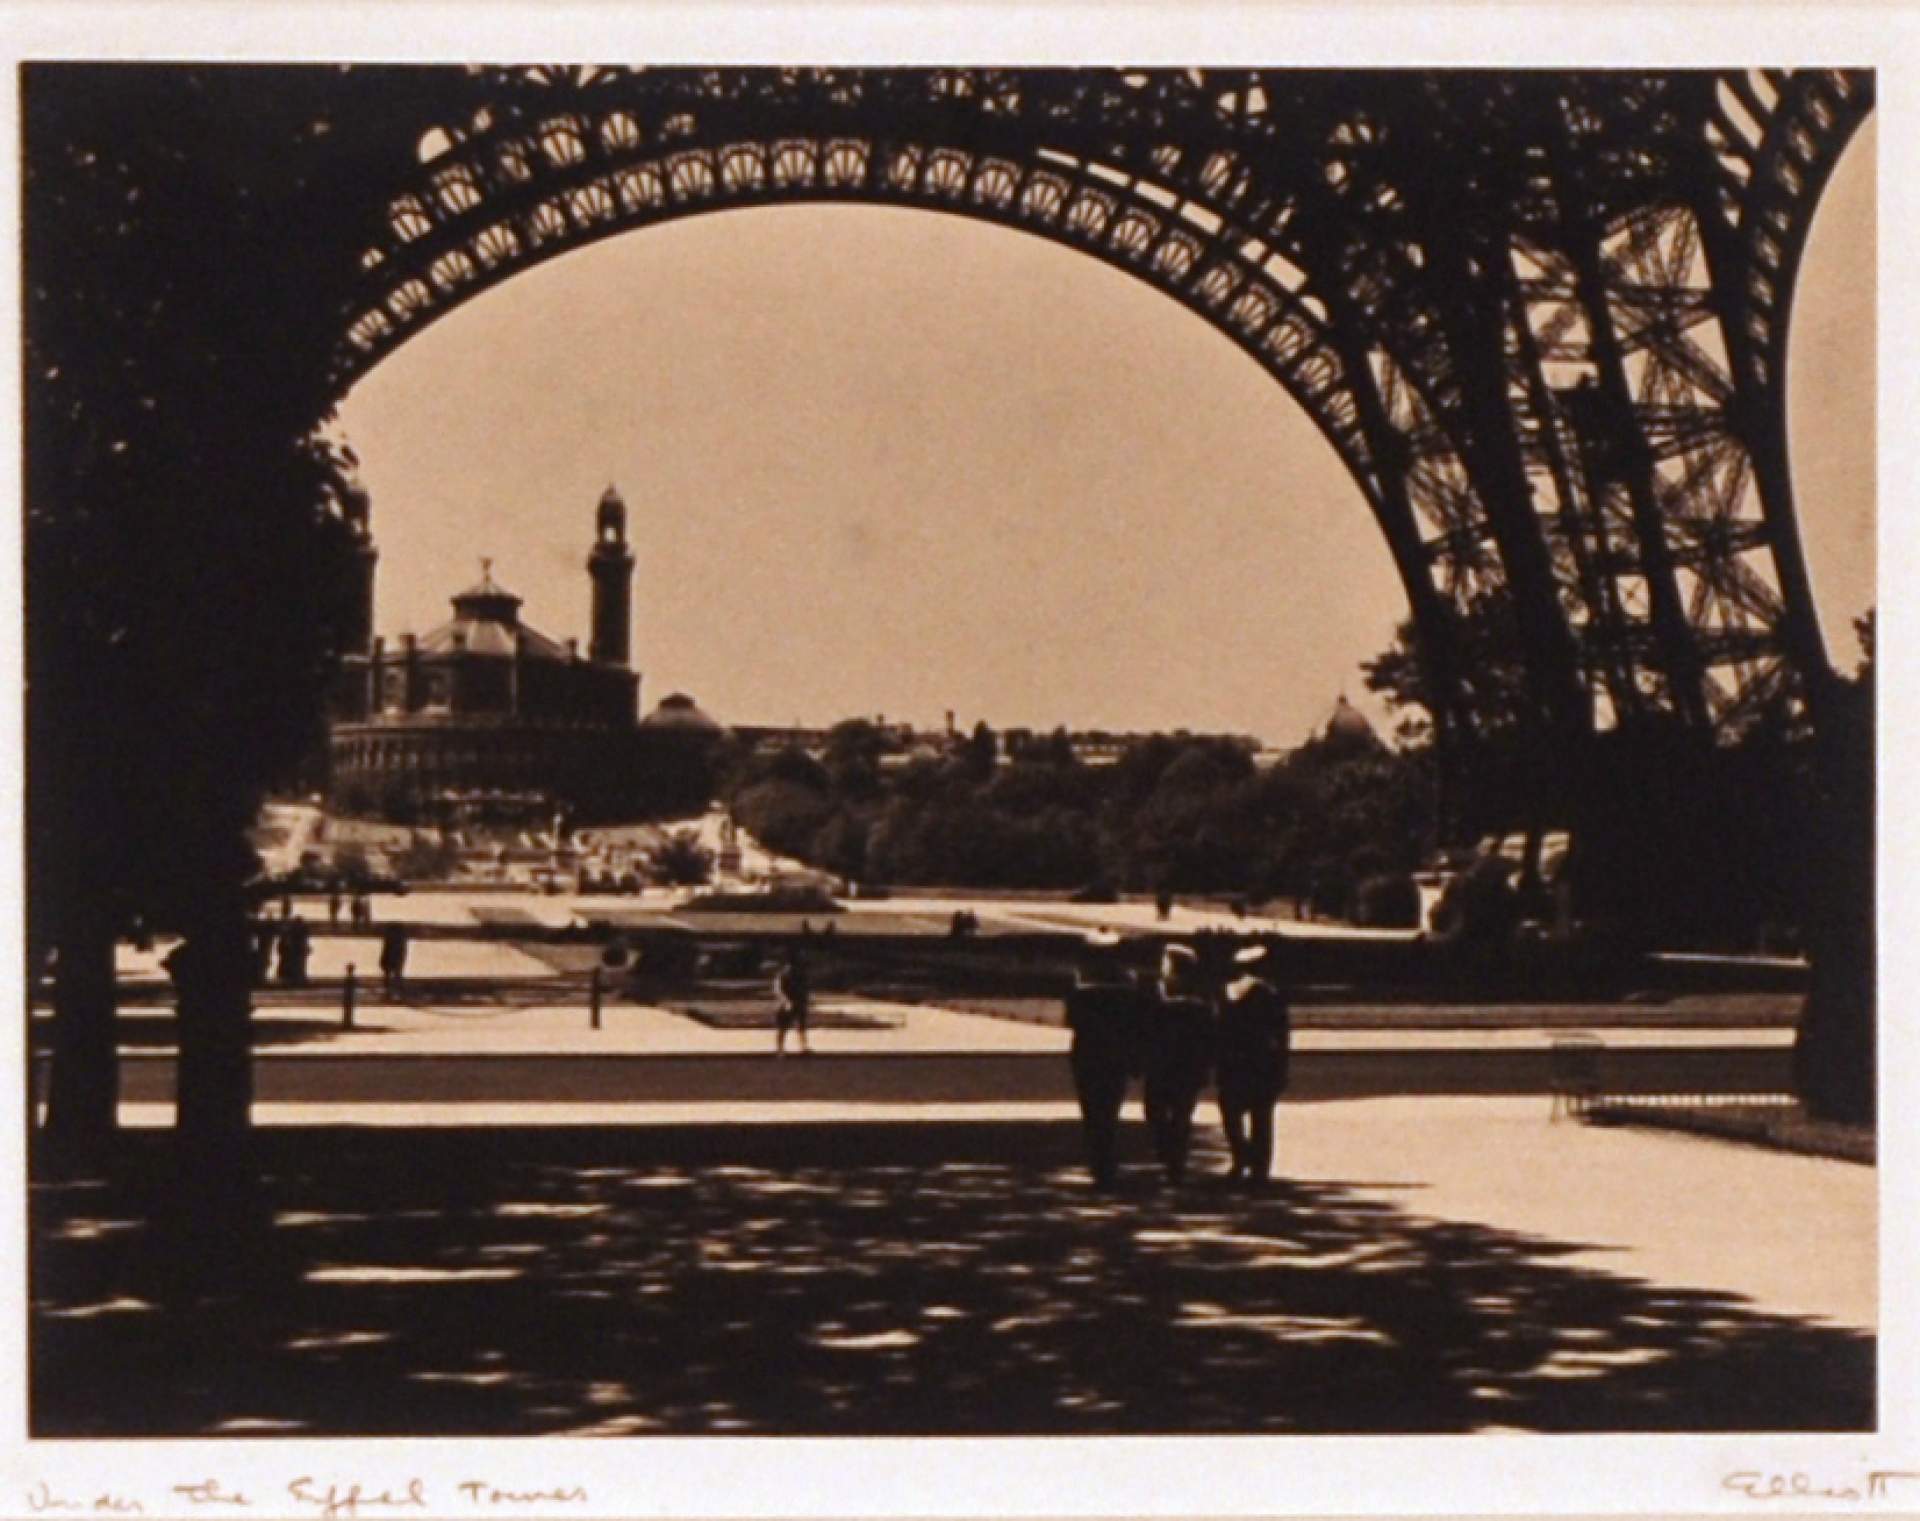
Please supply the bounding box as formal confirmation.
[11,23,1900,1513]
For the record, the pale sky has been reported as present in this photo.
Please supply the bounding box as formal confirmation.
[337,111,1874,746]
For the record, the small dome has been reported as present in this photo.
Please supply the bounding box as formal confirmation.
[1325,694,1377,742]
[420,559,570,660]
[641,692,724,733]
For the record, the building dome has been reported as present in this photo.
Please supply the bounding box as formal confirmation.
[449,558,523,620]
[1324,694,1377,743]
[422,560,571,660]
[641,692,725,734]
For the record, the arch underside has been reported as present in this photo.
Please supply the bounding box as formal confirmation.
[339,67,1873,743]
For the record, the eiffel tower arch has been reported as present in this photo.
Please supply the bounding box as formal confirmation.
[337,66,1873,748]
[22,63,1879,1158]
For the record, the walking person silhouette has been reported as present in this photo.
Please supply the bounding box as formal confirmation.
[1063,929,1145,1190]
[379,921,411,999]
[1143,943,1215,1185]
[774,945,812,1057]
[1214,942,1292,1188]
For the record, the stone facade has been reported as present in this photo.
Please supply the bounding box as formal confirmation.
[327,487,717,825]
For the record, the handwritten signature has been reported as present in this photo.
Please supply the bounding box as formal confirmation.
[1725,1470,1920,1503]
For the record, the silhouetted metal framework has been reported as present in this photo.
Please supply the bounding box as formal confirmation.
[338,67,1872,743]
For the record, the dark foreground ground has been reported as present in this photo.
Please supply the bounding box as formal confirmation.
[31,1122,1872,1437]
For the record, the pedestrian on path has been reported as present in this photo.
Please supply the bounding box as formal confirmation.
[1214,942,1292,1188]
[275,915,311,987]
[1063,928,1145,1190]
[379,921,411,998]
[1143,943,1214,1185]
[250,918,278,986]
[774,946,812,1057]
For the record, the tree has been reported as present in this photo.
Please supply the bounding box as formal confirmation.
[810,811,869,883]
[647,831,716,887]
[824,718,892,772]
[730,780,835,861]
[1152,740,1255,798]
[1109,733,1184,803]
[1364,590,1532,742]
[758,745,832,793]
[815,720,893,805]
[962,720,998,781]
[24,65,490,1180]
[982,759,1093,817]
[1365,578,1874,1119]
[1363,590,1548,848]
[1794,612,1875,1122]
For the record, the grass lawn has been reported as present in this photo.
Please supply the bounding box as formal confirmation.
[1587,1101,1873,1164]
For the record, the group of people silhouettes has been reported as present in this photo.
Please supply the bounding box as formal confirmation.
[326,887,378,930]
[240,902,410,995]
[1065,929,1292,1190]
[250,912,312,987]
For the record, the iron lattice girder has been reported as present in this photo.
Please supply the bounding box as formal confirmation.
[339,65,1872,739]
[348,107,1383,478]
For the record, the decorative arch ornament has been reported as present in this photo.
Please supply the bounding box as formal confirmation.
[338,66,1872,744]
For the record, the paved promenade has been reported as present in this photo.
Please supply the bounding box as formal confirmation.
[115,887,1414,947]
[97,989,1797,1057]
[31,1100,1873,1436]
[38,902,1871,1440]
[1278,1096,1873,1334]
[93,1090,1875,1333]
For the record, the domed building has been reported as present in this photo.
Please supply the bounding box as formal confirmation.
[327,486,718,825]
[635,692,733,816]
[642,692,726,737]
[1322,694,1380,747]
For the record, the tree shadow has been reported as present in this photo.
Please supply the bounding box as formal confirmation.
[30,1123,1872,1436]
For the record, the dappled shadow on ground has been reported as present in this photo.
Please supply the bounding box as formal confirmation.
[30,1123,1871,1436]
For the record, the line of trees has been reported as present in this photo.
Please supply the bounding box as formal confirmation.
[726,716,1435,917]
[1361,599,1872,957]
[1364,597,1875,1120]
[726,597,1874,1078]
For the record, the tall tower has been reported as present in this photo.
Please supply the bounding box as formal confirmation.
[587,484,634,667]
[343,474,378,654]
